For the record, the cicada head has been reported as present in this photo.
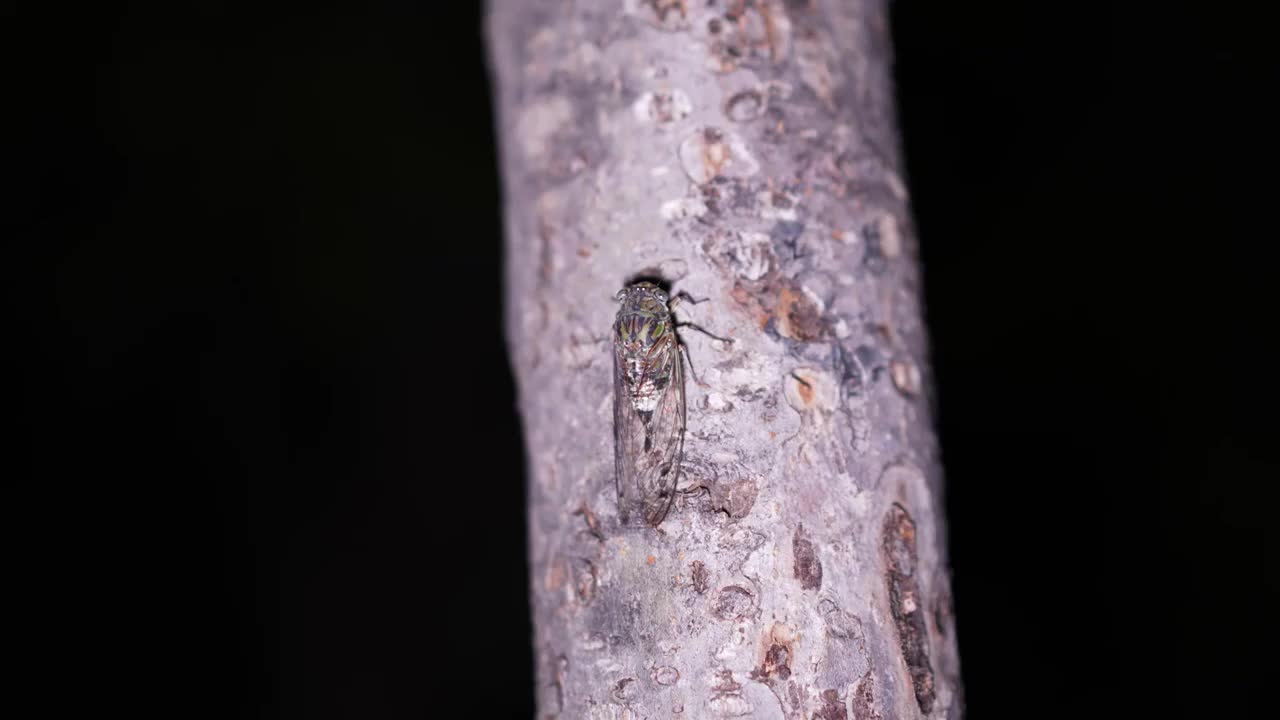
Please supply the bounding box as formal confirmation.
[615,280,668,306]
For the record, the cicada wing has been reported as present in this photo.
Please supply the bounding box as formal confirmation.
[613,334,686,528]
[638,343,685,526]
[613,342,641,526]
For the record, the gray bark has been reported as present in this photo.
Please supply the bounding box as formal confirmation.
[488,1,960,717]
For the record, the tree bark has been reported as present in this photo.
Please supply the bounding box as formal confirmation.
[488,1,960,717]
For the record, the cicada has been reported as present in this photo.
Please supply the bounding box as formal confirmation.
[613,281,727,527]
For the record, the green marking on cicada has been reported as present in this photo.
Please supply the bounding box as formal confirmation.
[612,280,731,527]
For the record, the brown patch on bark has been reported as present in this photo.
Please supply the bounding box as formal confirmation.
[850,670,882,720]
[792,524,823,590]
[690,560,711,594]
[731,282,772,329]
[752,623,796,683]
[776,285,825,341]
[813,688,847,720]
[755,642,791,680]
[882,503,935,713]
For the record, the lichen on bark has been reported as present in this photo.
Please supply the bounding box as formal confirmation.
[488,1,961,716]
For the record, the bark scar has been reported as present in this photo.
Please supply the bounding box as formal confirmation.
[882,503,935,713]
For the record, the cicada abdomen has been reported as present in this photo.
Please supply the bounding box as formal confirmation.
[613,281,685,527]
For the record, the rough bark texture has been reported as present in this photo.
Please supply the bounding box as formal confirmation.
[488,1,960,717]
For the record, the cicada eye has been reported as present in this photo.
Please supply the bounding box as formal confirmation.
[615,288,628,301]
[656,290,668,302]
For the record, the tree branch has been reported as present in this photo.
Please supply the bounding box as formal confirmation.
[488,1,961,716]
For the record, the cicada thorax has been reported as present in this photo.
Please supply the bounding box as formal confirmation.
[617,312,676,422]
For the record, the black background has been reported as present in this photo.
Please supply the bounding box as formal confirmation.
[10,1,1275,717]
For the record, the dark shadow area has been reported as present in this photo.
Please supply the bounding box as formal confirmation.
[892,2,1276,716]
[11,1,532,717]
[9,0,1274,717]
